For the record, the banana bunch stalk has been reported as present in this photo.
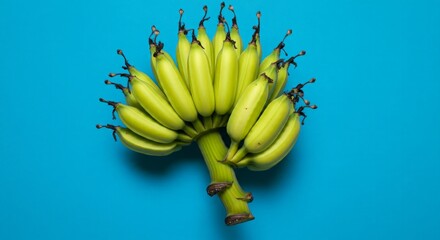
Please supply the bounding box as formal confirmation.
[97,2,317,226]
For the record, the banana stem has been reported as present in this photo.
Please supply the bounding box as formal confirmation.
[203,116,213,129]
[192,118,206,133]
[196,131,254,225]
[182,125,198,138]
[212,114,223,128]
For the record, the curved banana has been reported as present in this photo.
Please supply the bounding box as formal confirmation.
[214,35,238,115]
[229,93,294,164]
[235,39,259,105]
[225,71,274,161]
[187,35,215,117]
[269,51,306,101]
[104,79,143,110]
[154,48,198,122]
[97,124,183,156]
[148,27,174,87]
[197,6,214,78]
[176,9,191,87]
[99,99,189,143]
[236,113,301,171]
[259,29,292,74]
[213,2,226,66]
[228,5,243,56]
[261,61,280,100]
[129,76,185,130]
[116,49,166,100]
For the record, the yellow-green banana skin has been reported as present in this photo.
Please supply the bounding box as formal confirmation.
[116,127,182,156]
[176,32,191,87]
[149,45,175,89]
[227,74,270,142]
[155,53,198,122]
[213,24,226,66]
[256,34,262,61]
[259,49,280,74]
[214,40,238,115]
[239,114,301,171]
[131,76,185,130]
[127,65,167,100]
[230,27,243,57]
[115,103,179,144]
[244,94,293,153]
[269,63,289,101]
[197,27,214,78]
[122,88,143,110]
[188,42,215,117]
[235,43,259,105]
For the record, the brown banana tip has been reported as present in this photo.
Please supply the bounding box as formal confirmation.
[206,182,232,196]
[225,213,255,226]
[238,193,254,203]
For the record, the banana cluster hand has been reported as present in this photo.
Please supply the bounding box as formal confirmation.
[97,2,317,226]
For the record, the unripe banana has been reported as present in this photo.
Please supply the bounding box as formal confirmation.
[229,94,294,164]
[154,49,198,122]
[99,99,188,144]
[235,41,259,105]
[237,103,318,170]
[214,36,238,115]
[269,51,306,102]
[187,36,215,117]
[129,76,185,130]
[225,72,274,161]
[116,49,166,100]
[213,2,226,66]
[104,79,143,110]
[176,9,191,87]
[96,124,183,156]
[261,61,280,99]
[148,27,174,87]
[228,5,243,57]
[236,113,301,171]
[197,6,215,78]
[259,29,292,74]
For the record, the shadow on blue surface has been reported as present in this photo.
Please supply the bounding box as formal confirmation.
[125,142,201,175]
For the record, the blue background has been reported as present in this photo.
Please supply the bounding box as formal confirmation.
[1,0,439,239]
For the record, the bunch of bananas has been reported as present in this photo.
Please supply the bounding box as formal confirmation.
[97,3,317,226]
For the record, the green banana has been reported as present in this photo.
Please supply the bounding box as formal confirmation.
[268,50,306,102]
[228,5,243,56]
[148,27,174,87]
[236,104,317,170]
[235,38,259,105]
[225,71,274,162]
[116,49,166,100]
[187,33,215,117]
[154,47,198,122]
[104,79,143,110]
[214,34,238,115]
[213,2,226,66]
[197,6,214,78]
[96,124,184,156]
[236,113,301,171]
[259,29,292,74]
[176,9,191,87]
[99,98,189,143]
[229,93,294,164]
[129,76,185,130]
[263,61,281,99]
